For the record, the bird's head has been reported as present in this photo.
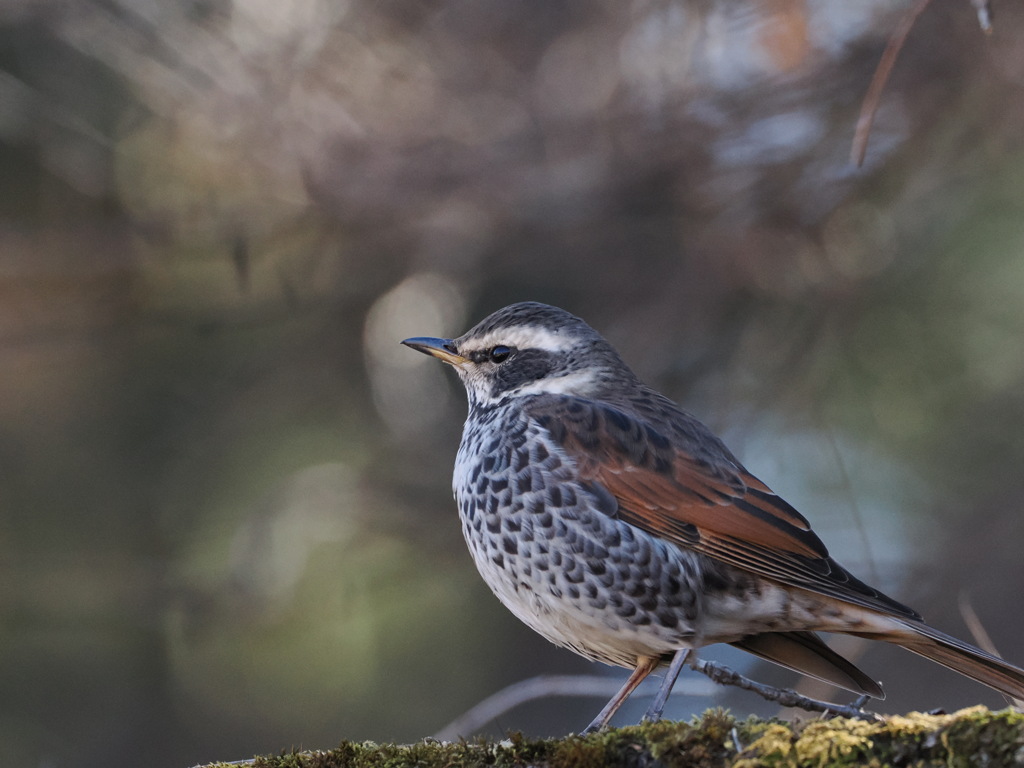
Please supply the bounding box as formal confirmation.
[402,302,634,408]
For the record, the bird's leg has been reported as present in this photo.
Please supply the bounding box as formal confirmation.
[642,648,691,723]
[581,656,659,734]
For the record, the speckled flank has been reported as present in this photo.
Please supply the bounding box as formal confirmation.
[454,402,706,666]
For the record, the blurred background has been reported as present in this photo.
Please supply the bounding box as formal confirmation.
[5,0,1024,765]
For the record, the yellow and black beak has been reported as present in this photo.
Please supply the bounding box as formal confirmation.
[401,337,469,365]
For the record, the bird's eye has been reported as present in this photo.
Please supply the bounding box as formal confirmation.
[489,345,511,364]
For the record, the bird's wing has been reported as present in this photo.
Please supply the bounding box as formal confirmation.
[525,395,921,621]
[730,631,884,698]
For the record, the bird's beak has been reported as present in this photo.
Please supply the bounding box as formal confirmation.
[401,337,469,365]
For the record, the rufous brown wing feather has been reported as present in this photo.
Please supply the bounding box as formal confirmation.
[526,394,921,620]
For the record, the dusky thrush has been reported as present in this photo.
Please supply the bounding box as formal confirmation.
[403,301,1024,732]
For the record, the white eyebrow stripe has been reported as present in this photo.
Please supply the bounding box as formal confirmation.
[465,326,577,353]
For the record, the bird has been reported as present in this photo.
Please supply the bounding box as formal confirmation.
[402,301,1024,732]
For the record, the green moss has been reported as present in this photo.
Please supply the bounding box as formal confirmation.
[214,707,1024,768]
[940,708,1024,768]
[638,708,739,767]
[735,706,1024,768]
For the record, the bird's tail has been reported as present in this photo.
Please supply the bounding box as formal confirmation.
[886,620,1024,703]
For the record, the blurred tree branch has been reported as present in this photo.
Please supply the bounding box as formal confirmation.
[852,0,997,166]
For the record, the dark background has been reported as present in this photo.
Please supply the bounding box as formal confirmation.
[4,1,1024,766]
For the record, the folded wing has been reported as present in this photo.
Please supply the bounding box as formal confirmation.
[525,393,920,622]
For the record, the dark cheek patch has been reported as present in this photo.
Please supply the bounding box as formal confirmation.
[491,350,555,394]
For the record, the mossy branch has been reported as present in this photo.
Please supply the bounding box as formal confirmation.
[195,706,1024,768]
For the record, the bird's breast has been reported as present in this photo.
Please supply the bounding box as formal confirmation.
[452,406,711,666]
